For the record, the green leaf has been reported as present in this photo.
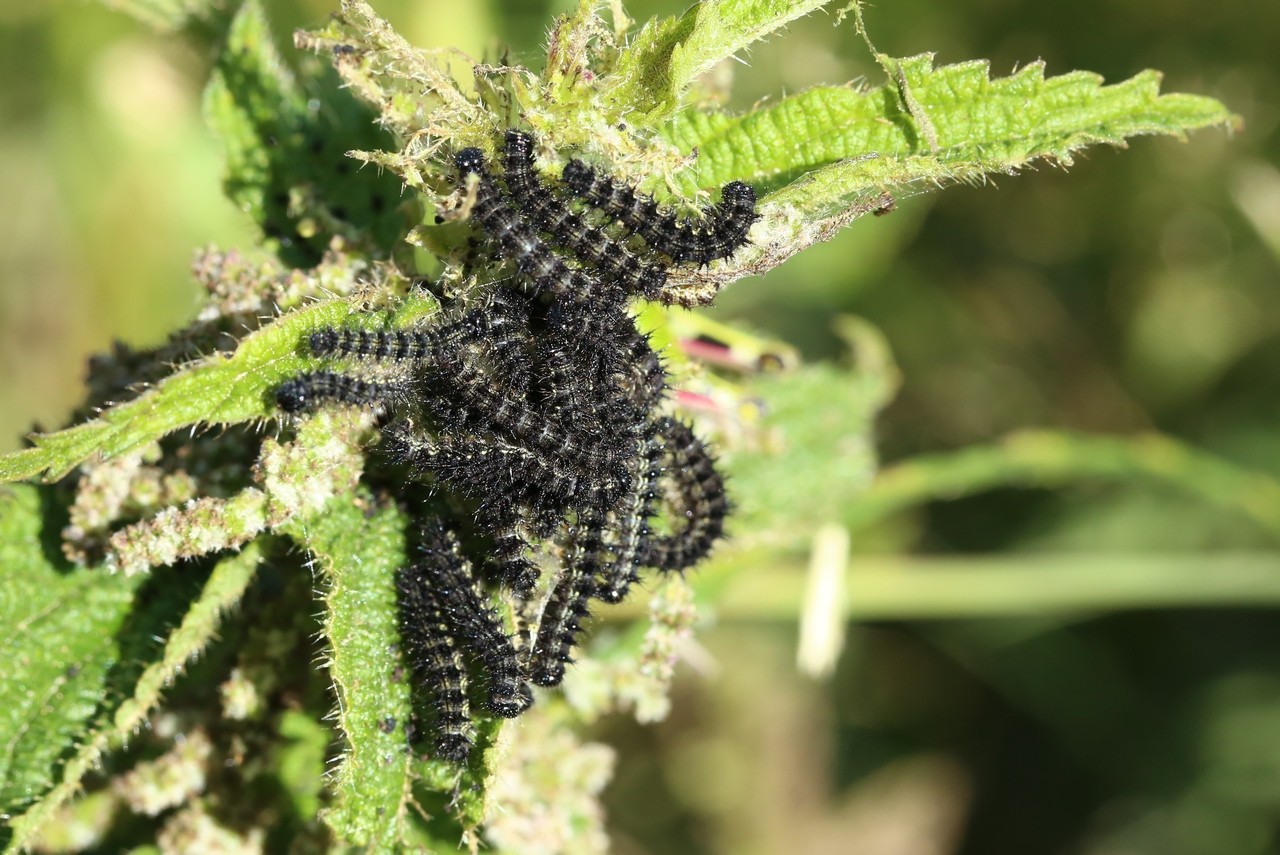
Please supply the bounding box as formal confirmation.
[667,56,1238,197]
[606,0,835,125]
[654,55,1237,295]
[286,494,413,849]
[0,291,437,484]
[0,486,145,831]
[726,318,899,539]
[204,0,408,265]
[3,540,262,852]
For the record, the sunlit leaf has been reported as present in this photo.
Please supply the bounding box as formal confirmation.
[286,494,414,848]
[0,292,437,484]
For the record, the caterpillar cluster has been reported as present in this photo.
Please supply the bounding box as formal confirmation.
[276,131,746,762]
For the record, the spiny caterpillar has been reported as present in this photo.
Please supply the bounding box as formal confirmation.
[396,556,474,763]
[274,371,400,414]
[275,131,747,762]
[502,131,668,301]
[561,156,758,269]
[453,147,625,310]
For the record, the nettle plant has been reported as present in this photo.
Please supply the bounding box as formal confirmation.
[0,0,1238,851]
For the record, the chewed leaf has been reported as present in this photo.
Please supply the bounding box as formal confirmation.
[0,291,438,484]
[295,0,484,147]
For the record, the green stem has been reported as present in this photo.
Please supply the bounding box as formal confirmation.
[607,552,1280,622]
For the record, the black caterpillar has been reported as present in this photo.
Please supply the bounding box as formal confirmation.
[561,158,758,269]
[276,132,746,762]
[502,131,669,301]
[275,370,399,414]
[396,557,474,763]
[453,148,626,310]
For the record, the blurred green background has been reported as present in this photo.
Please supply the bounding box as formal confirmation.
[2,0,1278,852]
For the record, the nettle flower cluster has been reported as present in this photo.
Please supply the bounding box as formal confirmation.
[275,131,754,762]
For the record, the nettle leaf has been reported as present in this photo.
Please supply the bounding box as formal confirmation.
[280,478,501,848]
[667,56,1238,194]
[0,291,437,485]
[204,0,408,266]
[657,54,1237,294]
[294,0,486,148]
[283,494,414,848]
[0,486,144,826]
[727,318,899,540]
[3,539,262,852]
